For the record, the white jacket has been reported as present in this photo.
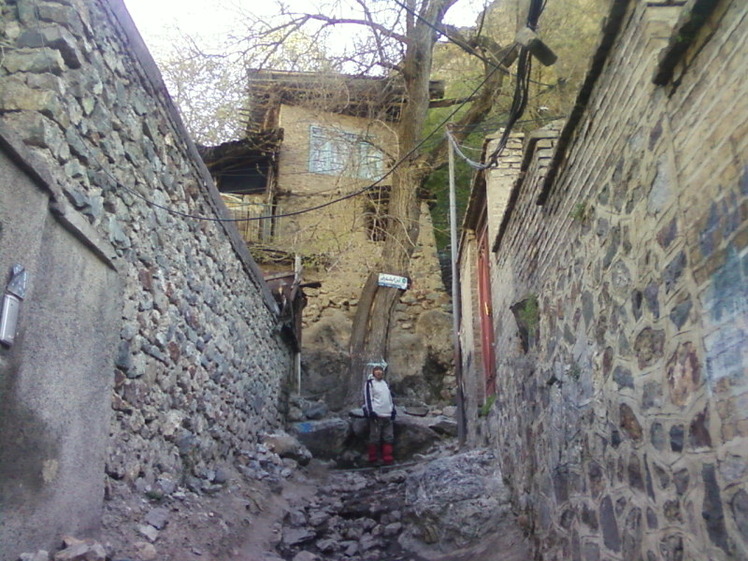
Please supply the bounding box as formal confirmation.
[364,374,394,418]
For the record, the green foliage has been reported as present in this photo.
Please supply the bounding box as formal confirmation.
[518,294,539,331]
[425,157,475,251]
[424,40,488,253]
[568,362,582,380]
[423,0,609,252]
[145,489,165,502]
[519,0,611,125]
[570,201,592,223]
[511,294,540,352]
[478,394,497,417]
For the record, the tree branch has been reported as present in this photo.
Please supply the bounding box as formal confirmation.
[429,95,477,108]
[356,0,390,65]
[422,41,519,174]
[304,14,408,44]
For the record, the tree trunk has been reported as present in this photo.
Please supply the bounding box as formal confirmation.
[345,0,446,406]
[346,164,426,404]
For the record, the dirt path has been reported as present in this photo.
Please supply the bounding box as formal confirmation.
[233,461,330,561]
[99,450,426,561]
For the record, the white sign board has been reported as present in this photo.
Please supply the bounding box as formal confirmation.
[378,273,409,290]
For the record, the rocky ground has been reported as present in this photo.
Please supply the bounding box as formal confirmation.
[18,410,530,561]
[272,446,532,561]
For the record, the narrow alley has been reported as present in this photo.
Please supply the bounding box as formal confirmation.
[1,1,747,561]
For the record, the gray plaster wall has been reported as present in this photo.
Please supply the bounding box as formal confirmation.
[0,146,122,554]
[0,0,295,557]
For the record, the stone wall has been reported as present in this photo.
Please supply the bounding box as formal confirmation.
[0,0,294,556]
[470,1,748,560]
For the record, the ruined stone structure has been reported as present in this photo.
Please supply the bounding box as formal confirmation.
[459,1,748,559]
[0,1,294,558]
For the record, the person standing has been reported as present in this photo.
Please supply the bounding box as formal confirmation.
[363,365,396,465]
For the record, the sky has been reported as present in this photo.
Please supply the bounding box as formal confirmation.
[122,0,489,56]
[121,0,491,144]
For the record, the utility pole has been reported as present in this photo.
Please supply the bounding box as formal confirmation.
[448,129,467,446]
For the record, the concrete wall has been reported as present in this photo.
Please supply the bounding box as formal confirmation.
[464,1,748,560]
[0,142,122,557]
[0,0,294,557]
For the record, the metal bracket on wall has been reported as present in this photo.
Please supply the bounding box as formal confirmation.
[0,264,27,347]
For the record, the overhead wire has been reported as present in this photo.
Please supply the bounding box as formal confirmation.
[121,62,496,223]
[392,0,556,88]
[30,0,543,224]
[72,25,512,223]
[482,0,547,168]
[391,0,507,73]
[445,129,485,170]
[445,111,565,166]
[389,0,552,170]
[24,0,512,225]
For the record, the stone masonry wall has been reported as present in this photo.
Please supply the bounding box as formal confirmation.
[477,2,748,560]
[0,0,294,542]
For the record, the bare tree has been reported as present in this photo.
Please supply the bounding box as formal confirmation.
[154,12,340,144]
[159,41,247,144]
[242,0,520,403]
[145,0,607,406]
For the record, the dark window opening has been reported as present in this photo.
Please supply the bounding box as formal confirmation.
[217,163,269,195]
[222,194,276,244]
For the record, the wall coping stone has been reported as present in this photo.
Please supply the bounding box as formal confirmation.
[653,0,721,85]
[0,121,119,271]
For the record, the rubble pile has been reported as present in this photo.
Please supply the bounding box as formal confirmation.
[275,449,530,561]
[277,467,419,561]
[15,441,530,561]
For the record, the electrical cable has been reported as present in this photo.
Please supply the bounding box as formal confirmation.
[482,0,547,168]
[29,0,540,224]
[391,0,507,74]
[27,0,389,223]
[392,0,556,88]
[80,26,509,223]
[445,129,486,170]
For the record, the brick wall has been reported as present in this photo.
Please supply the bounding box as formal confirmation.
[470,1,748,559]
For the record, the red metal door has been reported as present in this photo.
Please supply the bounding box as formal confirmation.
[477,223,496,395]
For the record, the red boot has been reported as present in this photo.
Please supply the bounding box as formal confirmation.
[368,443,379,463]
[382,443,394,465]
